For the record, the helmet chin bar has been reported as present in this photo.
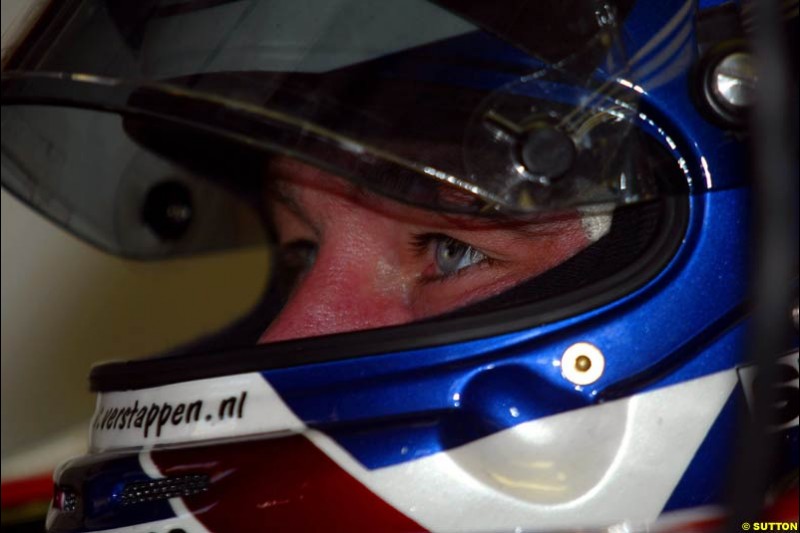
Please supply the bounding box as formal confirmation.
[59,351,739,532]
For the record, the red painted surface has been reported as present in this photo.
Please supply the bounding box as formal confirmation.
[764,485,800,522]
[1,473,53,508]
[153,435,426,532]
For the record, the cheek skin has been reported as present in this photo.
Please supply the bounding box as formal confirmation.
[260,185,420,343]
[260,159,593,343]
[375,258,419,307]
[263,197,590,342]
[260,242,417,343]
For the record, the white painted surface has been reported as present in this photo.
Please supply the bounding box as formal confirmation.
[306,370,738,532]
[91,373,304,451]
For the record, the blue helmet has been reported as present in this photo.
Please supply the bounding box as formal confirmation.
[1,0,797,531]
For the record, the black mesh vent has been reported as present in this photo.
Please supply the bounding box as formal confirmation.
[119,474,209,506]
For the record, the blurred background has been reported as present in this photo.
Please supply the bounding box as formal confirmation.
[1,187,266,463]
[1,0,269,527]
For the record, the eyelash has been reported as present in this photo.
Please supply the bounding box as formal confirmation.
[278,234,493,287]
[410,233,493,281]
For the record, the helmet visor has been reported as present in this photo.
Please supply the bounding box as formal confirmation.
[2,0,687,259]
[1,0,690,362]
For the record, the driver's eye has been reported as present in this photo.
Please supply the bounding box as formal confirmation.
[434,237,486,276]
[412,233,488,279]
[277,239,318,290]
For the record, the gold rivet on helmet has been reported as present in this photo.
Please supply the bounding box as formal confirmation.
[561,343,605,386]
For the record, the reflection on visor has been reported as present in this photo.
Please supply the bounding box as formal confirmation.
[2,67,686,224]
[1,103,266,258]
[3,0,689,235]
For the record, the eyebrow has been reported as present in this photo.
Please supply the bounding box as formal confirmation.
[266,181,322,238]
[269,175,584,239]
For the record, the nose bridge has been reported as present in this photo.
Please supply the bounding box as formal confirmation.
[260,212,412,343]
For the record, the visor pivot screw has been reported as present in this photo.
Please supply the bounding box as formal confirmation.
[711,52,756,110]
[142,180,194,241]
[697,44,754,127]
[519,124,576,183]
[561,343,605,386]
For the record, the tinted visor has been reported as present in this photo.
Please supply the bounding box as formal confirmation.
[2,0,686,259]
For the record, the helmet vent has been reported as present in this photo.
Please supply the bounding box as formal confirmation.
[119,474,209,506]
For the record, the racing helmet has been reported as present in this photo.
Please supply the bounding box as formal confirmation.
[1,0,798,531]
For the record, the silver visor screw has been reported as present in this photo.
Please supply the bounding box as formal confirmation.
[711,52,756,110]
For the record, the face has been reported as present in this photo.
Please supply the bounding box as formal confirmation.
[259,157,603,343]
